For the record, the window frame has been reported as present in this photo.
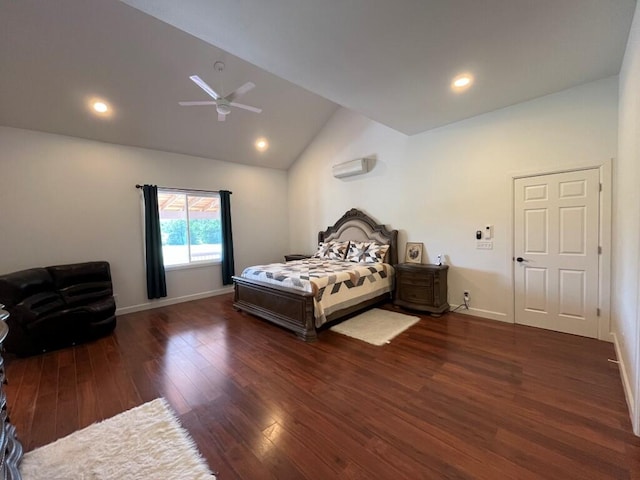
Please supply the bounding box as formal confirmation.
[156,188,222,270]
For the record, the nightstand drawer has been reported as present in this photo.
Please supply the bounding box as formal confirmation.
[398,272,433,286]
[399,285,434,304]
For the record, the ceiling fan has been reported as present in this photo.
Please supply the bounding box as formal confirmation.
[179,61,262,122]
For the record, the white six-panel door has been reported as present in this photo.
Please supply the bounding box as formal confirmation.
[514,169,599,338]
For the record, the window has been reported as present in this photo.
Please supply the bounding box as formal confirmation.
[157,189,221,267]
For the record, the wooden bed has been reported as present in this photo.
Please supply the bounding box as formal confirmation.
[232,208,398,341]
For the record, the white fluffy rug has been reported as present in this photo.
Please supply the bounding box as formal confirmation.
[20,398,214,480]
[330,308,420,345]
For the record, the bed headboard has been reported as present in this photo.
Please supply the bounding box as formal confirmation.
[318,208,398,265]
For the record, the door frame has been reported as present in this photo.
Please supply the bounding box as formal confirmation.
[507,159,612,341]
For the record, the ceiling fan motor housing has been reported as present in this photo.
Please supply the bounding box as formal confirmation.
[216,100,231,115]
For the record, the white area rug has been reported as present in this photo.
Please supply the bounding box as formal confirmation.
[330,308,420,345]
[21,398,214,480]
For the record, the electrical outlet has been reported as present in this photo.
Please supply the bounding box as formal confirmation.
[463,290,470,301]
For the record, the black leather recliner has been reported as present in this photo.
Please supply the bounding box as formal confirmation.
[0,261,116,356]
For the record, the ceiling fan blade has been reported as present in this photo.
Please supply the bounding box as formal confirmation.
[230,102,262,113]
[226,82,255,102]
[189,75,221,100]
[179,101,217,106]
[218,112,226,122]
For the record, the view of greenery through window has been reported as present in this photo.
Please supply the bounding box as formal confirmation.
[157,191,222,266]
[160,219,221,245]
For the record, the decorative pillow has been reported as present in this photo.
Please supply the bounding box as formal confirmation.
[345,242,366,262]
[346,242,389,263]
[367,242,390,263]
[313,242,331,258]
[313,241,350,260]
[326,241,350,260]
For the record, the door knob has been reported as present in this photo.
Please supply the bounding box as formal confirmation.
[516,257,528,263]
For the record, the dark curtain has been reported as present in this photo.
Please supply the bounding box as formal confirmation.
[142,185,167,299]
[220,190,235,285]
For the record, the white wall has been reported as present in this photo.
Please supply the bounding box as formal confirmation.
[614,0,640,435]
[0,126,289,312]
[289,76,618,323]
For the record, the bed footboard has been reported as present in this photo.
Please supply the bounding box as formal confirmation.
[232,276,318,341]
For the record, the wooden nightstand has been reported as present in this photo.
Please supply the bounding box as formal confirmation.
[394,263,449,315]
[284,254,312,262]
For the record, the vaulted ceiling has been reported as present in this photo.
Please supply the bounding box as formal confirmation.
[1,0,636,169]
[0,0,337,170]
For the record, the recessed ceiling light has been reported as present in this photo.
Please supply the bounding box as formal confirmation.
[86,97,114,118]
[91,100,109,113]
[451,74,474,91]
[255,138,269,152]
[93,101,108,113]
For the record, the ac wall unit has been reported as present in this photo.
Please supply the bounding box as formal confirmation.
[332,158,368,178]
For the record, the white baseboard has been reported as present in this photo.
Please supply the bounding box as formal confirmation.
[115,287,234,315]
[602,331,615,344]
[612,331,638,435]
[449,304,510,323]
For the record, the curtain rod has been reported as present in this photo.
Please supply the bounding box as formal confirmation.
[135,184,232,194]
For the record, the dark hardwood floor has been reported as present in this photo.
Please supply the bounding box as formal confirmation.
[5,294,640,479]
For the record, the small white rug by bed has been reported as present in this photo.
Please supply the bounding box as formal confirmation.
[20,398,214,480]
[330,308,420,345]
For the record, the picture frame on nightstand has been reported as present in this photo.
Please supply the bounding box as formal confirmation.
[405,242,423,264]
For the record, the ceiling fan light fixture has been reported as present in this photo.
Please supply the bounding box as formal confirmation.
[216,103,231,115]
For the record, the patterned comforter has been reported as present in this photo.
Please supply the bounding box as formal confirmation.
[240,259,395,327]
